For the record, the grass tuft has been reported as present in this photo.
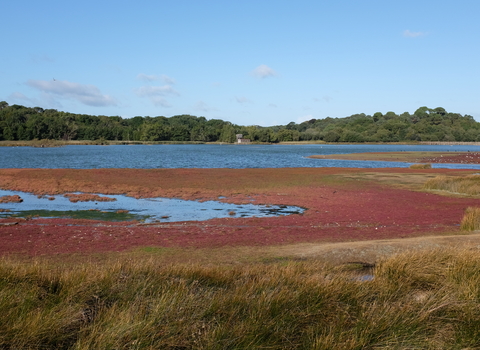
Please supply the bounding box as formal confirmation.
[409,163,432,169]
[424,174,480,195]
[460,207,480,231]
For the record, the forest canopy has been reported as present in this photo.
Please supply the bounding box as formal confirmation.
[0,102,479,143]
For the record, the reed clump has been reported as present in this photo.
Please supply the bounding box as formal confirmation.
[2,247,480,349]
[424,174,480,195]
[460,207,480,231]
[409,163,432,169]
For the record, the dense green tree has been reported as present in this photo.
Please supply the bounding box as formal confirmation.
[0,103,479,143]
[219,124,236,143]
[323,130,341,142]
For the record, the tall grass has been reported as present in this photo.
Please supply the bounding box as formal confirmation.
[3,248,480,349]
[424,174,480,195]
[460,207,480,231]
[426,175,480,231]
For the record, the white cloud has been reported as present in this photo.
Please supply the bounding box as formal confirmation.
[135,85,179,107]
[251,64,277,79]
[403,30,426,38]
[27,79,117,107]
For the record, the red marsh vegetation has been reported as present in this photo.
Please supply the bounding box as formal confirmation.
[63,193,116,203]
[0,195,23,203]
[310,151,480,164]
[0,167,479,256]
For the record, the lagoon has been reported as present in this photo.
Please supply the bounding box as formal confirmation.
[0,189,304,223]
[2,144,480,169]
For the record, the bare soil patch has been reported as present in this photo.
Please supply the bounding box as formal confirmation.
[276,232,480,265]
[1,167,480,257]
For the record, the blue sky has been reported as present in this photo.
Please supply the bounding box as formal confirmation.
[2,0,479,126]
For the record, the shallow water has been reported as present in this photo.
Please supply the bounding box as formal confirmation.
[2,144,480,169]
[0,190,304,223]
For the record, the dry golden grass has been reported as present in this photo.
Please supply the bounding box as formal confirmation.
[460,207,480,231]
[424,174,480,196]
[3,247,480,349]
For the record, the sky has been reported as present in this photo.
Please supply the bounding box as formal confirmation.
[1,0,479,126]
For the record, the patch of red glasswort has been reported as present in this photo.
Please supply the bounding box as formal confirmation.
[63,193,116,203]
[421,152,480,164]
[1,167,479,256]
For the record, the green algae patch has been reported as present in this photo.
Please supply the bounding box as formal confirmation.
[3,209,146,222]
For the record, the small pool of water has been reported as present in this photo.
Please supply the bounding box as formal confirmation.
[0,190,304,223]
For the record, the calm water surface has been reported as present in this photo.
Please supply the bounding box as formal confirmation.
[1,144,480,169]
[0,189,303,222]
[2,144,479,222]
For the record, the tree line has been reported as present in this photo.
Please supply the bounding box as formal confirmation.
[0,102,479,143]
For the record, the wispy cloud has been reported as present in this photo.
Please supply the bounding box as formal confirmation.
[137,73,175,84]
[8,92,43,106]
[27,79,117,107]
[29,54,55,64]
[135,85,179,96]
[9,91,63,109]
[251,64,277,79]
[195,101,216,112]
[135,74,178,106]
[297,114,314,124]
[235,96,252,104]
[403,30,426,38]
[135,85,179,107]
[314,96,332,103]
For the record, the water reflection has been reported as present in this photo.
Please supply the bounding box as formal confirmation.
[0,190,304,223]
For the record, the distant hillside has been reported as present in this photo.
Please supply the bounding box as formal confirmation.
[0,102,478,143]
